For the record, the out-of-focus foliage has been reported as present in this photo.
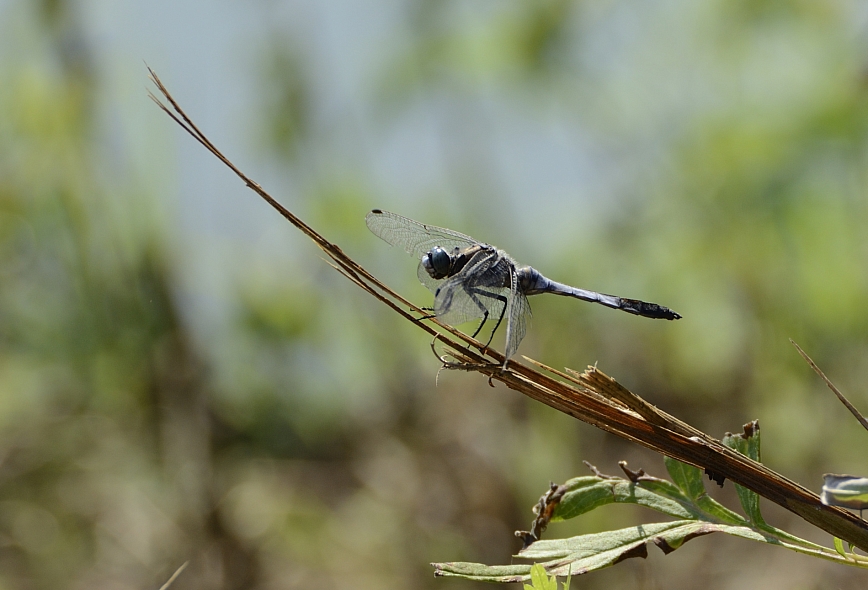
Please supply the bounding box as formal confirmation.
[2,0,868,589]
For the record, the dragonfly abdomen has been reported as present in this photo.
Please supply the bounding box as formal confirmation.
[517,267,681,320]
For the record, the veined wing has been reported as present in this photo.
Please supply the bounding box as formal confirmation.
[434,280,509,328]
[433,252,531,362]
[432,249,508,326]
[417,260,444,292]
[366,209,479,259]
[504,285,531,363]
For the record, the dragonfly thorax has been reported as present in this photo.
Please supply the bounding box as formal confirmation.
[421,246,452,279]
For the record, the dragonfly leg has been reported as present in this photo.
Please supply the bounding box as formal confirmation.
[460,287,492,343]
[485,296,508,348]
[466,287,509,351]
[470,311,489,339]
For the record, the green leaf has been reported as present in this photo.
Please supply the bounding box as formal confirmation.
[435,522,685,582]
[524,563,557,590]
[664,456,706,500]
[434,516,868,583]
[432,562,534,584]
[519,520,691,569]
[722,424,765,525]
[834,536,847,557]
[550,470,747,527]
[551,475,700,522]
[434,447,868,583]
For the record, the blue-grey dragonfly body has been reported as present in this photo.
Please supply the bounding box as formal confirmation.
[366,209,680,367]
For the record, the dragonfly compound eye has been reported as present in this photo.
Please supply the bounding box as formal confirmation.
[422,246,451,279]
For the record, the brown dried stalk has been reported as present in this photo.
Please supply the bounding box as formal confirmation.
[791,339,868,433]
[147,67,868,551]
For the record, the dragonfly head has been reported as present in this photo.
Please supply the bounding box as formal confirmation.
[422,246,451,279]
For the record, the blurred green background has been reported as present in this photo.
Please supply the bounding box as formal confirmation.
[2,0,868,588]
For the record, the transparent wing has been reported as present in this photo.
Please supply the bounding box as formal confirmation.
[433,278,507,327]
[434,254,531,361]
[417,261,444,293]
[366,209,479,259]
[504,287,531,361]
[433,252,527,358]
[431,250,505,324]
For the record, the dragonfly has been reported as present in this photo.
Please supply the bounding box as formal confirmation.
[366,209,681,367]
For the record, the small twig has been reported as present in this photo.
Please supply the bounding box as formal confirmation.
[158,562,188,590]
[791,339,868,434]
[618,461,646,483]
[583,460,617,479]
[515,482,567,548]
